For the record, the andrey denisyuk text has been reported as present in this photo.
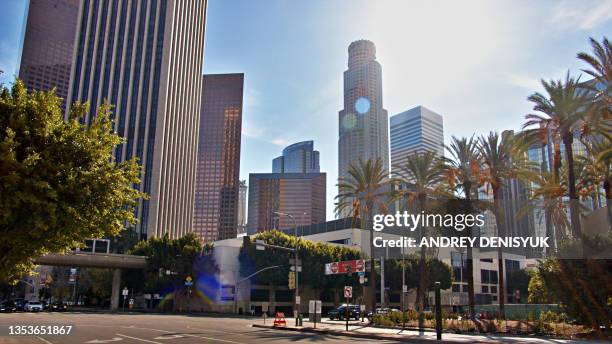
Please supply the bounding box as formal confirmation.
[371,211,549,248]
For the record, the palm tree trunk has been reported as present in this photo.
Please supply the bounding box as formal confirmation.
[465,190,476,320]
[493,187,506,320]
[365,203,377,314]
[416,195,427,331]
[604,178,612,231]
[541,142,556,255]
[563,134,582,238]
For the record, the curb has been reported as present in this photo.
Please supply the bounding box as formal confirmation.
[251,324,462,343]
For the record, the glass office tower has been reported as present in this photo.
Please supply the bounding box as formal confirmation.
[66,0,208,239]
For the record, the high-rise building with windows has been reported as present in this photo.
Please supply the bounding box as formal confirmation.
[272,140,320,173]
[19,0,80,110]
[193,73,244,242]
[247,173,326,235]
[338,40,389,185]
[237,180,248,236]
[66,0,208,239]
[390,106,444,171]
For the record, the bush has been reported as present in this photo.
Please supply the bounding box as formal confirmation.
[372,315,395,327]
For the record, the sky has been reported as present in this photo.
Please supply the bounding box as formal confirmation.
[1,0,611,220]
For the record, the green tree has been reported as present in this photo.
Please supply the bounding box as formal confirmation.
[524,73,590,238]
[392,151,445,329]
[239,230,363,303]
[576,37,611,139]
[477,131,529,318]
[336,157,391,313]
[536,236,612,331]
[129,233,208,295]
[443,136,481,319]
[527,269,553,304]
[0,80,145,282]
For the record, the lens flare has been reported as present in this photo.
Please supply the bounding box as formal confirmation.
[354,97,370,114]
[342,113,357,131]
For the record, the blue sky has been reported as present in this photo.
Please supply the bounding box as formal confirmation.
[1,0,611,220]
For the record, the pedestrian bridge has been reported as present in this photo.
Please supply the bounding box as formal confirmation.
[33,251,147,311]
[34,251,147,269]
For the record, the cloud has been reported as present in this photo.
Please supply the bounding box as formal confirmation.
[271,138,288,146]
[508,74,542,91]
[550,0,612,30]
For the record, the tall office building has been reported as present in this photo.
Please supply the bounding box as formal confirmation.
[338,40,389,186]
[247,173,326,235]
[194,73,244,242]
[390,106,444,170]
[272,140,320,173]
[19,0,80,109]
[237,180,248,236]
[66,0,208,239]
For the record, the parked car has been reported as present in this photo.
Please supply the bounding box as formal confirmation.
[0,301,16,312]
[328,305,361,320]
[14,299,26,311]
[24,301,43,312]
[366,307,401,321]
[50,301,67,312]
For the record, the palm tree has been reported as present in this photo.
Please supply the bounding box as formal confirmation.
[443,136,481,319]
[524,73,590,238]
[336,157,391,313]
[576,138,612,229]
[477,131,528,319]
[392,151,445,330]
[577,37,611,138]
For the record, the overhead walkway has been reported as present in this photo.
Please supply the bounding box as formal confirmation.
[34,252,147,311]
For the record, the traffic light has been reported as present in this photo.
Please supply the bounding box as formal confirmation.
[288,271,296,289]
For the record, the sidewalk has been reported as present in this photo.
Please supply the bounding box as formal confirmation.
[252,318,606,343]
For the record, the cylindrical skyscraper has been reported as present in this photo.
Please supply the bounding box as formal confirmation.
[338,40,389,192]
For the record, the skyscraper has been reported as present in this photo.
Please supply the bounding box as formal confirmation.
[237,180,248,236]
[66,0,208,239]
[19,0,79,109]
[390,106,444,170]
[338,40,389,185]
[272,140,320,173]
[193,73,244,242]
[247,173,326,235]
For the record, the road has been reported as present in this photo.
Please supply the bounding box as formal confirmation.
[0,312,395,344]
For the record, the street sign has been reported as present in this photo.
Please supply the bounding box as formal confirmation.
[262,302,269,312]
[295,296,301,304]
[359,275,365,284]
[289,266,302,272]
[288,271,296,289]
[344,286,352,298]
[185,276,194,286]
[402,285,408,293]
[256,240,265,250]
[122,287,129,296]
[325,260,366,275]
[289,258,302,266]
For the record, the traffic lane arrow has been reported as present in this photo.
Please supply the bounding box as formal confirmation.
[85,338,123,343]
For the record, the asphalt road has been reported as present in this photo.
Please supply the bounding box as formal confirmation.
[0,312,395,344]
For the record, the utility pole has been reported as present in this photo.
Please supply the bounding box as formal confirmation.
[275,211,300,325]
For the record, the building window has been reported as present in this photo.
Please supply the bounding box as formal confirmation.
[482,285,489,293]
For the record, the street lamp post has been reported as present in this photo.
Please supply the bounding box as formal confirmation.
[274,211,300,326]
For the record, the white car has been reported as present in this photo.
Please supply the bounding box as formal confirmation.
[25,301,43,312]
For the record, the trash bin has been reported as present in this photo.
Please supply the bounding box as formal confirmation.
[298,314,303,326]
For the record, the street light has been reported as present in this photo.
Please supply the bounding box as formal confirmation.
[274,211,300,326]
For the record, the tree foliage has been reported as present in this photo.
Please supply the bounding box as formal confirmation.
[0,80,145,282]
[129,233,215,294]
[239,230,363,293]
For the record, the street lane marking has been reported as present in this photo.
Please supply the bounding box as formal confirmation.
[85,338,123,343]
[153,334,187,339]
[116,334,162,344]
[36,336,53,344]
